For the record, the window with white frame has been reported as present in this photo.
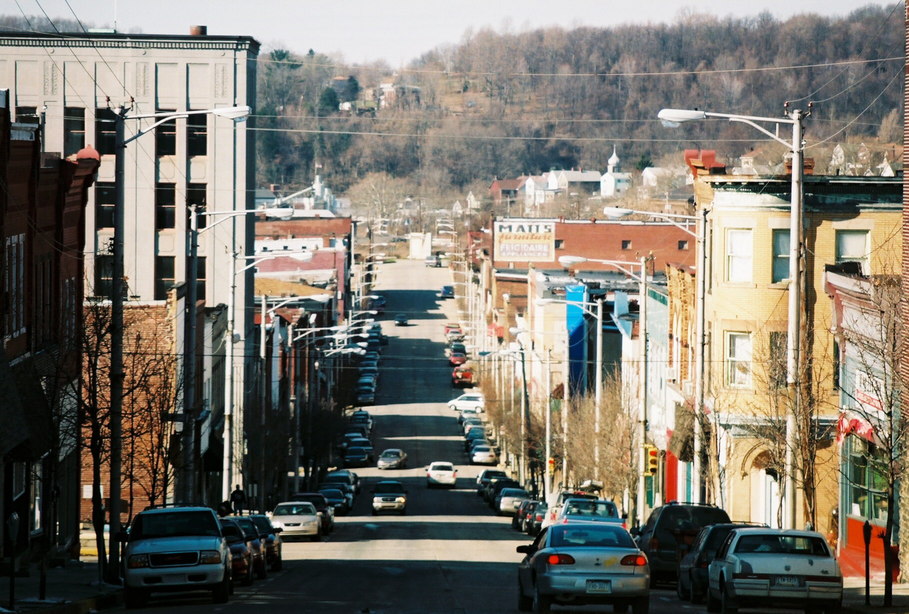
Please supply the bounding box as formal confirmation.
[771,229,790,283]
[726,229,753,283]
[836,230,870,274]
[726,332,752,387]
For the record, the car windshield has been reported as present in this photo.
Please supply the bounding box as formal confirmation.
[318,489,343,499]
[430,463,453,472]
[735,534,830,556]
[273,503,316,516]
[550,524,635,548]
[131,510,220,539]
[474,446,491,452]
[483,471,507,481]
[564,500,619,518]
[373,484,405,494]
[381,450,401,458]
[249,516,273,534]
[220,523,243,538]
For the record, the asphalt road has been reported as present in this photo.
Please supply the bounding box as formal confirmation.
[128,258,785,613]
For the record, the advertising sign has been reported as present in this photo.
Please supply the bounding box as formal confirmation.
[494,220,555,262]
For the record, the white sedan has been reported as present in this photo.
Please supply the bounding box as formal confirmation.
[270,501,322,541]
[470,444,498,465]
[425,461,458,488]
[707,528,842,613]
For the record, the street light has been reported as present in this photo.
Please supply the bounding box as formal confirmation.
[602,206,706,503]
[659,105,808,529]
[558,255,648,524]
[109,103,249,580]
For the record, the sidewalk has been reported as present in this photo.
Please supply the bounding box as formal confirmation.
[843,575,909,614]
[0,559,121,614]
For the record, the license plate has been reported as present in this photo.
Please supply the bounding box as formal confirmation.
[586,579,611,594]
[774,575,803,587]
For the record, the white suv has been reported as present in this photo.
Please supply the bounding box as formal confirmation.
[448,392,485,412]
[121,506,231,608]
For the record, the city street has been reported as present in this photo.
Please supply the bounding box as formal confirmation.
[127,259,794,613]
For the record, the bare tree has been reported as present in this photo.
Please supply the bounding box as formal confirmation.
[833,275,904,605]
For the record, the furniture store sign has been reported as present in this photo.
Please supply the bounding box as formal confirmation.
[494,221,555,262]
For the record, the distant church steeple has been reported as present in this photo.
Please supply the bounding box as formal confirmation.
[608,146,620,174]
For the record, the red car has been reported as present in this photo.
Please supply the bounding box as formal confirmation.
[452,366,475,387]
[449,351,468,366]
[444,322,463,336]
[220,518,254,586]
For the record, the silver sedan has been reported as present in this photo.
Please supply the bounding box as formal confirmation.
[517,522,650,614]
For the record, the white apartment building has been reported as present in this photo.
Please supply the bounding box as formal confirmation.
[0,28,260,500]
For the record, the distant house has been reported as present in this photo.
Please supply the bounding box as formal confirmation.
[549,168,602,195]
[489,177,526,209]
[523,173,557,213]
[599,148,632,197]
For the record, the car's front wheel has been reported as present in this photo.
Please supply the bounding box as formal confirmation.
[720,583,737,614]
[706,586,721,613]
[212,573,230,604]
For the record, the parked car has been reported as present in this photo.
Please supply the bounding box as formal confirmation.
[542,490,600,529]
[371,480,408,515]
[487,479,523,509]
[440,285,455,299]
[270,501,322,541]
[426,461,458,488]
[476,469,509,496]
[232,515,268,579]
[343,446,372,467]
[452,365,475,387]
[324,469,360,494]
[449,351,468,366]
[462,417,484,434]
[219,518,254,586]
[634,502,731,585]
[513,499,541,531]
[377,448,408,470]
[677,522,764,603]
[457,408,480,425]
[470,444,497,465]
[706,528,842,614]
[555,498,624,526]
[516,523,650,614]
[248,513,283,571]
[286,493,334,534]
[449,392,485,412]
[394,313,409,326]
[445,342,467,358]
[317,488,350,516]
[355,388,376,405]
[526,502,548,536]
[482,475,520,503]
[496,487,531,516]
[317,482,355,510]
[443,322,462,336]
[120,506,231,608]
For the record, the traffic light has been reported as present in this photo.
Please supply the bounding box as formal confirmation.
[644,445,659,476]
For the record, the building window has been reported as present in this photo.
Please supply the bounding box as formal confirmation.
[726,229,752,283]
[15,106,38,124]
[155,109,177,156]
[29,460,43,532]
[726,331,752,388]
[95,108,118,155]
[155,183,176,229]
[63,107,85,157]
[155,256,176,300]
[187,113,207,156]
[35,257,53,347]
[4,234,25,338]
[95,182,116,229]
[621,240,632,250]
[192,256,207,302]
[186,183,207,229]
[768,331,787,389]
[845,437,888,522]
[836,230,870,274]
[62,277,77,350]
[771,229,790,283]
[554,239,564,249]
[678,240,689,251]
[94,255,113,299]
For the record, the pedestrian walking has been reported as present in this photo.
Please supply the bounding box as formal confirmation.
[230,484,247,515]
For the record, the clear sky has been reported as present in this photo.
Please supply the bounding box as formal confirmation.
[17,0,901,65]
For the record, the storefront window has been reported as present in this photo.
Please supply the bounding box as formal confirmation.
[846,437,888,522]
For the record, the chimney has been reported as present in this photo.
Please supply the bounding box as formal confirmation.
[190,25,207,36]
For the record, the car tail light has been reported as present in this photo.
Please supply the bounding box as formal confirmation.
[547,553,575,565]
[621,554,648,567]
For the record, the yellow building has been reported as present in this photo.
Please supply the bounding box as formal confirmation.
[693,171,901,534]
